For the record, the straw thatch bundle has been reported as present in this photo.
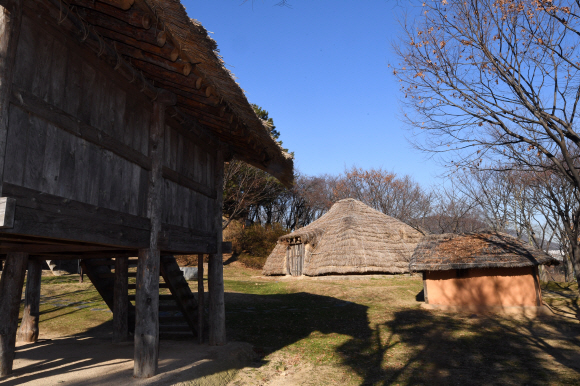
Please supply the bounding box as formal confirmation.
[262,199,424,276]
[410,232,560,272]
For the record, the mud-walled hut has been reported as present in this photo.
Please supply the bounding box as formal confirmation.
[409,232,559,311]
[0,0,292,378]
[262,199,423,277]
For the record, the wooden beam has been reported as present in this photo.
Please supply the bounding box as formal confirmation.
[75,7,162,48]
[162,167,215,199]
[0,198,15,228]
[0,242,122,254]
[16,258,42,343]
[208,149,225,346]
[99,0,135,11]
[198,253,204,344]
[96,26,178,61]
[158,223,217,255]
[0,251,28,376]
[112,40,191,76]
[0,0,22,197]
[66,0,150,29]
[34,0,158,101]
[113,257,129,343]
[10,88,153,171]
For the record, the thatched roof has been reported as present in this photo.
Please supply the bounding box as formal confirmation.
[410,232,560,272]
[59,0,293,185]
[262,243,288,276]
[262,199,424,276]
[141,0,293,185]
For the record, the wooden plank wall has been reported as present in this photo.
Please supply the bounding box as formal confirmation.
[162,125,216,233]
[5,15,150,217]
[2,11,219,238]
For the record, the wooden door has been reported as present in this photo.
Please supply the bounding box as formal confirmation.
[287,244,304,276]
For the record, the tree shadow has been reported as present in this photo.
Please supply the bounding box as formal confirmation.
[339,308,580,385]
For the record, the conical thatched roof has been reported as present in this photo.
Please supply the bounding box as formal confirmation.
[262,199,424,276]
[410,232,560,272]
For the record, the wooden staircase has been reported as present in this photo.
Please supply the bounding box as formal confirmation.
[81,256,202,340]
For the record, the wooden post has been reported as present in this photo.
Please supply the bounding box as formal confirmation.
[113,257,129,343]
[0,252,28,377]
[532,266,542,306]
[0,0,22,197]
[197,253,204,344]
[423,272,429,304]
[16,258,41,343]
[134,94,173,378]
[134,248,160,378]
[208,149,226,346]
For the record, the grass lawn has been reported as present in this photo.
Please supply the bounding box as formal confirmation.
[22,264,580,385]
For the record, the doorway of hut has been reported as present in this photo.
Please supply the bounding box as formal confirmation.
[287,243,304,276]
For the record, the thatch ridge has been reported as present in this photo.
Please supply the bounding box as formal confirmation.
[263,199,424,276]
[142,0,293,186]
[410,232,560,272]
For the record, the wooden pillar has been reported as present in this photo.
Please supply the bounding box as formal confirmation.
[208,149,226,346]
[134,248,160,378]
[0,0,22,197]
[0,252,28,377]
[16,258,41,343]
[134,93,173,378]
[532,266,542,306]
[113,257,129,343]
[423,272,429,304]
[197,253,204,344]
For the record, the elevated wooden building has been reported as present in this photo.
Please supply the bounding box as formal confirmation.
[0,0,292,378]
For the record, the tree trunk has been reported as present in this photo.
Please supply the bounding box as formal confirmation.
[16,258,42,343]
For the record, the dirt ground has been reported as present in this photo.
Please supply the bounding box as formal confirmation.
[5,336,253,386]
[4,263,580,385]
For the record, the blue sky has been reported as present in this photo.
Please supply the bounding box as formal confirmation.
[182,1,442,186]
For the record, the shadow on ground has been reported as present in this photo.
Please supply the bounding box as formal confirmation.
[8,286,580,385]
[224,290,580,385]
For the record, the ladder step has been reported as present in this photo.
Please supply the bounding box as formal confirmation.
[159,324,192,332]
[159,304,181,312]
[128,294,175,301]
[128,259,139,266]
[159,315,187,323]
[127,282,169,290]
[159,331,195,340]
[128,272,137,278]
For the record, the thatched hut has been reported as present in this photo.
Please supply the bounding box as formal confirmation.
[263,199,424,276]
[410,232,559,310]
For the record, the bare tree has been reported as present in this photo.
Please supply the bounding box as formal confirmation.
[395,0,580,289]
[222,160,283,230]
[330,166,433,229]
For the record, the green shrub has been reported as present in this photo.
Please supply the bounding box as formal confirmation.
[224,222,288,269]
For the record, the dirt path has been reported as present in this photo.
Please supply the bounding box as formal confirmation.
[4,337,253,386]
